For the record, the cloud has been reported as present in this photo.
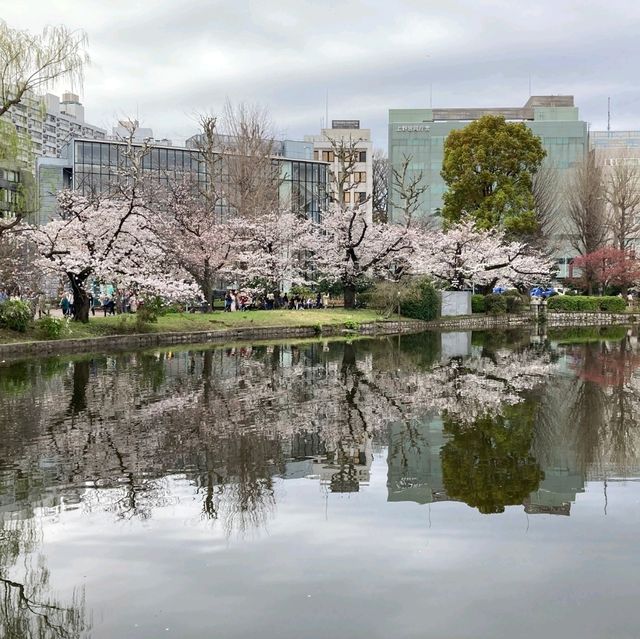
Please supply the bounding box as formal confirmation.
[3,0,640,147]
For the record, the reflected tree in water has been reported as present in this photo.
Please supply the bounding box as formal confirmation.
[441,403,544,514]
[0,517,90,639]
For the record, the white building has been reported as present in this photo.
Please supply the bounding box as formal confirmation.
[109,119,172,145]
[304,120,373,222]
[1,90,106,170]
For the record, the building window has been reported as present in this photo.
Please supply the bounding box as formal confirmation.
[359,151,367,162]
[354,171,366,183]
[343,192,351,204]
[322,150,335,162]
[313,150,319,160]
[357,192,367,204]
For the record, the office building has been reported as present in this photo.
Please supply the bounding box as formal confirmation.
[304,120,373,222]
[37,137,329,223]
[388,96,589,275]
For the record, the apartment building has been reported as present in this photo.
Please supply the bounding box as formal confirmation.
[304,120,373,223]
[1,91,106,171]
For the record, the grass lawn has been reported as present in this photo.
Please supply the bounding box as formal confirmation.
[0,308,397,344]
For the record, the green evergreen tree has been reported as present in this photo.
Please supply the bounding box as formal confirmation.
[441,115,546,238]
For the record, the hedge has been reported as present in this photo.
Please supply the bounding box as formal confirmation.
[484,293,508,315]
[472,294,485,313]
[547,295,626,313]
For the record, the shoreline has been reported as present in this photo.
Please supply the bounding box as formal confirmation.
[0,318,428,359]
[0,310,636,360]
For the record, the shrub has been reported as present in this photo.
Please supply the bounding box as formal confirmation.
[472,294,485,313]
[599,296,626,312]
[136,297,163,323]
[366,281,402,315]
[36,316,67,340]
[484,293,508,315]
[401,279,439,321]
[0,299,32,332]
[547,295,624,312]
[367,278,439,321]
[504,290,527,313]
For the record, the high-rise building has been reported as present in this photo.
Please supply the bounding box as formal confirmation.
[2,91,106,167]
[304,120,373,222]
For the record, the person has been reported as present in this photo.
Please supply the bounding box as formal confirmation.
[627,292,634,309]
[37,293,48,319]
[230,290,237,312]
[282,293,289,309]
[316,292,322,309]
[224,290,232,312]
[60,294,71,317]
[88,293,95,316]
[322,293,329,309]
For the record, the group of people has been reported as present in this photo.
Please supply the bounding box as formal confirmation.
[223,290,330,312]
[58,291,139,317]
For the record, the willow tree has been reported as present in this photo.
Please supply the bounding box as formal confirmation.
[0,20,89,117]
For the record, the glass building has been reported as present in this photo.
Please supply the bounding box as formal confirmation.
[37,138,328,223]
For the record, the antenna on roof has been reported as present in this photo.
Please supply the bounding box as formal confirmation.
[325,89,329,131]
[607,97,611,133]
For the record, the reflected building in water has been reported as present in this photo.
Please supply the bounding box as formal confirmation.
[386,413,586,516]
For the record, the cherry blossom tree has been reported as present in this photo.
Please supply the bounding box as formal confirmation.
[28,191,197,322]
[235,210,314,293]
[309,203,419,307]
[416,221,553,291]
[155,180,241,310]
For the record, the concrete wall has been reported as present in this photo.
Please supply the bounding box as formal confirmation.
[441,291,472,316]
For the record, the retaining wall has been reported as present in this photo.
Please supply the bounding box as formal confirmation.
[0,320,428,359]
[426,311,636,331]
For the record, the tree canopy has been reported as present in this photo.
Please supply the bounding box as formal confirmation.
[441,115,546,237]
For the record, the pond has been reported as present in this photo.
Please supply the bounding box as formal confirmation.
[1,328,640,639]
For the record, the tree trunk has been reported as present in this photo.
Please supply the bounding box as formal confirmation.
[344,284,356,309]
[201,260,214,312]
[201,279,214,312]
[68,273,90,323]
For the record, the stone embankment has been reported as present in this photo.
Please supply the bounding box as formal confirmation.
[1,312,636,360]
[0,319,427,359]
[426,311,636,331]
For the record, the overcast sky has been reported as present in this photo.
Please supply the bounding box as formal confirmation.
[3,0,640,147]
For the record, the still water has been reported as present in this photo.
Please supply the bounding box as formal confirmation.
[1,329,640,638]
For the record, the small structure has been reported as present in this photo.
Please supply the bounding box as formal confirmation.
[441,290,472,316]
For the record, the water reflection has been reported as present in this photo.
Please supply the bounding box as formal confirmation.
[1,329,640,636]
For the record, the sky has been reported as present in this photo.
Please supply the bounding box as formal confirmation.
[3,0,640,148]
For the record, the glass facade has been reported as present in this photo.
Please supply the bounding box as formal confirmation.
[72,139,328,221]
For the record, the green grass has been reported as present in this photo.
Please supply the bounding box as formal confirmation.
[0,309,394,345]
